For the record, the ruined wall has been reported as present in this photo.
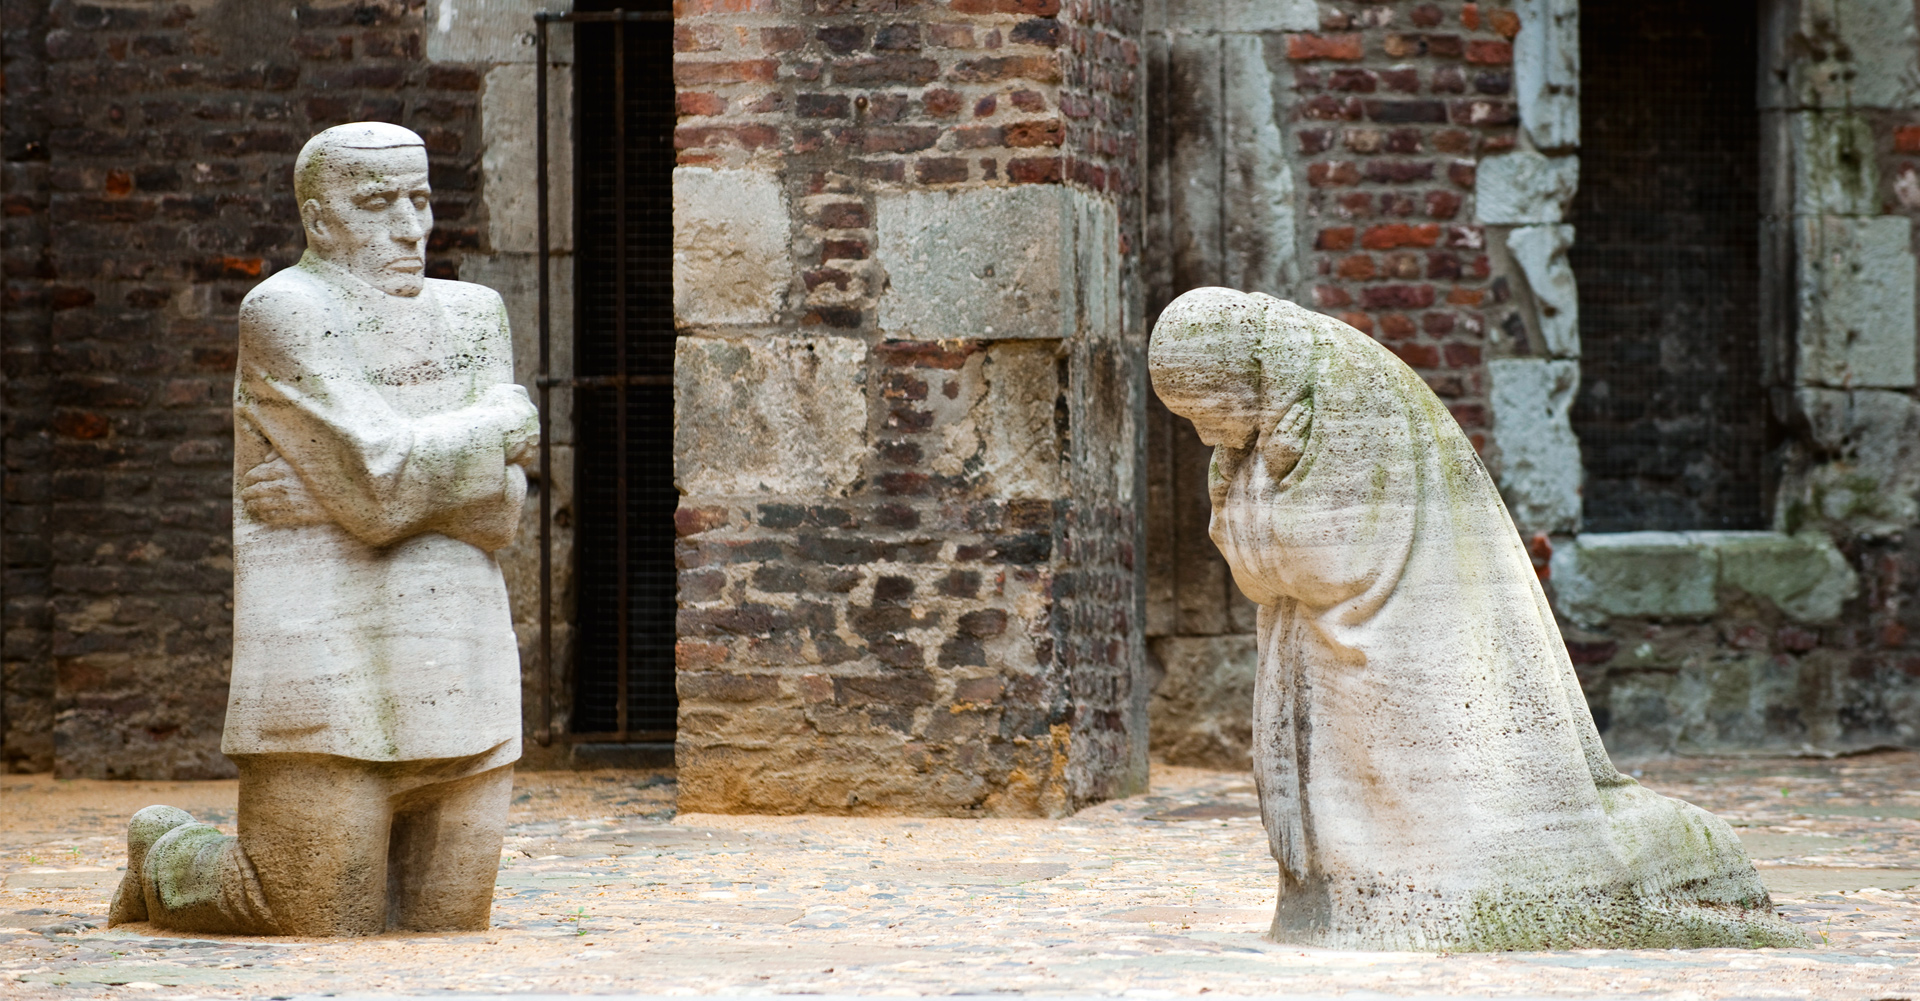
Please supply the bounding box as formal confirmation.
[671,0,1147,815]
[0,0,502,776]
[1143,0,1521,768]
[1555,0,1920,756]
[1145,0,1920,764]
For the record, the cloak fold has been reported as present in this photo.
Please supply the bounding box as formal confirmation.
[223,253,532,764]
[1162,292,1802,950]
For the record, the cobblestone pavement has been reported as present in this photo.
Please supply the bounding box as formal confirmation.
[2,754,1917,999]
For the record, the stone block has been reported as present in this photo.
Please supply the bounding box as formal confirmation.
[1796,215,1917,390]
[1712,531,1858,624]
[1147,634,1256,770]
[1837,0,1920,109]
[674,335,867,497]
[1760,0,1845,110]
[1550,532,1719,625]
[1147,0,1317,33]
[1505,224,1578,358]
[1474,152,1578,225]
[674,168,792,327]
[1778,387,1920,535]
[425,0,568,64]
[480,63,572,255]
[1553,530,1864,626]
[1488,358,1580,534]
[1514,0,1578,151]
[1221,33,1299,299]
[876,186,1117,341]
[982,342,1067,498]
[1792,112,1879,216]
[917,341,1066,499]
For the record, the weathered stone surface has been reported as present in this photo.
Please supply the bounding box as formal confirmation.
[1515,0,1579,151]
[1150,287,1799,951]
[1145,0,1317,32]
[1836,0,1920,109]
[425,0,566,64]
[1488,358,1580,534]
[1552,533,1723,626]
[673,168,792,327]
[1147,634,1255,770]
[112,124,530,936]
[1713,532,1858,624]
[1475,152,1579,225]
[1777,388,1920,536]
[1221,33,1299,298]
[876,187,1117,341]
[480,63,572,255]
[674,336,868,497]
[1792,113,1880,216]
[1505,224,1579,358]
[923,342,1066,499]
[1551,531,1861,626]
[1796,215,1917,390]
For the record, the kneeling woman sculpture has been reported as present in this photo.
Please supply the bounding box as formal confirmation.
[1149,288,1803,951]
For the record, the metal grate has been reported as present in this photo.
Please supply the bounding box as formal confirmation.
[538,5,678,743]
[1567,0,1767,532]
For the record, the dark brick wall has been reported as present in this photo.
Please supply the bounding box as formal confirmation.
[1568,0,1766,532]
[2,0,56,773]
[1,0,487,777]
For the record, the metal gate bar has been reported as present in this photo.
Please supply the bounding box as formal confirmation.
[534,7,676,747]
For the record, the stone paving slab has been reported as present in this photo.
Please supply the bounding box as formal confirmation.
[1,755,1917,998]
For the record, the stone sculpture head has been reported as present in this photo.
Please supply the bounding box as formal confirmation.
[1149,287,1313,450]
[295,122,433,297]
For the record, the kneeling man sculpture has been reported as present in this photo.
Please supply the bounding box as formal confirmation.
[110,122,538,935]
[1149,288,1805,950]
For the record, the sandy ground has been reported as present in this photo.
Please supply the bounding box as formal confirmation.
[1,754,1916,998]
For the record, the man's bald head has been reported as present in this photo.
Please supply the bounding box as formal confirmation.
[294,122,426,205]
[294,122,434,297]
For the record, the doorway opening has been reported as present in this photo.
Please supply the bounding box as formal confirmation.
[551,2,678,749]
[1568,0,1767,531]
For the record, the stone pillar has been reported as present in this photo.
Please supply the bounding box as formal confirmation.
[670,0,1146,816]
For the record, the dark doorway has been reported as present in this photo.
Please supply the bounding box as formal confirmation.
[1568,0,1766,531]
[570,3,678,741]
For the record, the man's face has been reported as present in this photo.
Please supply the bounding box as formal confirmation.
[303,144,433,297]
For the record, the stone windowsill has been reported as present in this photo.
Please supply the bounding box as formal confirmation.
[1548,530,1859,627]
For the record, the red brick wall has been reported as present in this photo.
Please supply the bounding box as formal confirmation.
[674,0,1070,183]
[1292,1,1520,449]
[1,0,487,776]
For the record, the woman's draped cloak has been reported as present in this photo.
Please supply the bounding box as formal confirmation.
[223,252,530,766]
[1209,302,1796,950]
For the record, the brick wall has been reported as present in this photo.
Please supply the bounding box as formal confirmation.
[671,0,1146,815]
[1,0,488,776]
[1,0,56,772]
[1143,0,1520,767]
[1292,2,1517,448]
